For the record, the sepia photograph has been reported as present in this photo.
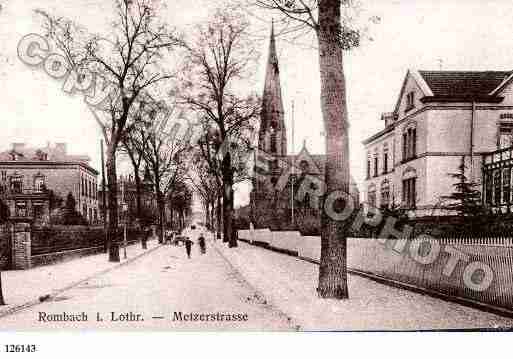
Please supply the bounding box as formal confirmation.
[0,0,513,351]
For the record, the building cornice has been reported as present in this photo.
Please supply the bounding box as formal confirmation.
[0,161,99,175]
[363,103,513,146]
[362,125,395,146]
[420,96,504,104]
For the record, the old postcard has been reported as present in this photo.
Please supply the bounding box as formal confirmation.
[0,1,512,348]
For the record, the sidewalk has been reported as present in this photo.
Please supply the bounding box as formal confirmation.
[1,236,294,330]
[0,239,160,317]
[214,240,513,331]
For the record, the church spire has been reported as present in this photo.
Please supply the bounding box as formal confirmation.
[259,23,287,157]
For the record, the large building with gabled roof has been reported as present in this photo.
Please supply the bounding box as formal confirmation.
[363,69,513,217]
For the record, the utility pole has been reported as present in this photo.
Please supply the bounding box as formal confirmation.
[121,177,127,259]
[291,100,295,228]
[100,140,107,253]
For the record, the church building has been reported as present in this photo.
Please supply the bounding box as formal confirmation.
[250,25,359,232]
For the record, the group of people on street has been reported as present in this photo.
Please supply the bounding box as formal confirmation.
[183,230,206,259]
[140,223,210,259]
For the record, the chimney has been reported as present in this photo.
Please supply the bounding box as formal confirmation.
[55,143,67,156]
[381,112,395,128]
[11,143,25,153]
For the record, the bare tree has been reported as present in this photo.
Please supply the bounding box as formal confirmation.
[254,0,377,298]
[120,107,151,223]
[180,6,260,247]
[143,100,192,242]
[37,0,181,261]
[168,180,193,230]
[188,152,222,232]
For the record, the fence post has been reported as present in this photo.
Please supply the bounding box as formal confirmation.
[12,222,31,270]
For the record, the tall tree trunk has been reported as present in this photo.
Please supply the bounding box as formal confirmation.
[0,271,5,305]
[106,145,120,262]
[205,201,211,229]
[221,153,236,246]
[210,200,215,232]
[169,206,174,230]
[134,170,142,221]
[157,192,165,243]
[216,194,222,240]
[316,0,349,299]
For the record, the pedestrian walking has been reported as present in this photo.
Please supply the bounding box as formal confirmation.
[141,225,149,249]
[198,233,206,254]
[184,237,193,259]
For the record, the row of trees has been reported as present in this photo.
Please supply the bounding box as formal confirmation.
[36,0,373,299]
[38,0,257,258]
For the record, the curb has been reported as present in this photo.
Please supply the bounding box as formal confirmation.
[212,242,301,331]
[240,238,513,321]
[0,243,163,319]
[347,268,513,320]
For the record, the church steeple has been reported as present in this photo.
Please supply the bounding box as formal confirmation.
[258,23,287,157]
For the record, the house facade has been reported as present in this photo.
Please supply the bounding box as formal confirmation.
[363,69,513,217]
[0,143,99,224]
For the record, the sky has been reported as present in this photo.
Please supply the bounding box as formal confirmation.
[2,0,513,208]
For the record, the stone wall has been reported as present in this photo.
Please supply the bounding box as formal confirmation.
[12,223,31,269]
[31,245,105,267]
[0,225,144,270]
[0,225,11,270]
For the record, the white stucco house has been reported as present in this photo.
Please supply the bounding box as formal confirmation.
[363,69,513,217]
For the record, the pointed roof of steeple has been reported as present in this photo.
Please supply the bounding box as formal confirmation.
[261,22,284,121]
[268,20,278,66]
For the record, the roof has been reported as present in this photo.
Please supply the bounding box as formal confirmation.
[365,69,513,145]
[0,145,98,175]
[274,153,359,193]
[418,70,512,99]
[0,145,91,163]
[362,125,395,146]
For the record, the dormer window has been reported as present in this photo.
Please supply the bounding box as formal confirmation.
[406,91,415,112]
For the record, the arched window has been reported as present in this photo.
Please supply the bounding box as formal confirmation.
[402,167,417,208]
[34,174,46,193]
[299,160,309,174]
[380,179,390,209]
[270,131,277,153]
[368,184,377,207]
[402,123,417,161]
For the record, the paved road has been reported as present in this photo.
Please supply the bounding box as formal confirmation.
[0,234,295,331]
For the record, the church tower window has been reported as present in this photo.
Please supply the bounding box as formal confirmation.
[270,131,277,153]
